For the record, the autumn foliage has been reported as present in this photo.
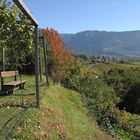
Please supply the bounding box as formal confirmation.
[44,28,72,81]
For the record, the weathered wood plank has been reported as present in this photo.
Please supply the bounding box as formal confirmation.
[0,71,18,78]
[3,80,26,86]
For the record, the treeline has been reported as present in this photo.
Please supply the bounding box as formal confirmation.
[76,54,135,65]
[103,68,140,115]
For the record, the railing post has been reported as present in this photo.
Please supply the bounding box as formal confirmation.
[1,45,5,90]
[43,34,49,87]
[35,26,40,107]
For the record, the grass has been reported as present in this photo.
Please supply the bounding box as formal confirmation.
[0,75,112,140]
[0,75,45,140]
[90,62,140,74]
[41,85,112,140]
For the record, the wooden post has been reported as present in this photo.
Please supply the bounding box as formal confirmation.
[43,35,49,86]
[1,44,5,90]
[39,46,42,82]
[35,26,40,107]
[2,45,5,71]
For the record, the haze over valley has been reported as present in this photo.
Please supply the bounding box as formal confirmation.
[61,30,140,58]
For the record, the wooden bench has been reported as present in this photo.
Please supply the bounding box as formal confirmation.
[0,71,26,94]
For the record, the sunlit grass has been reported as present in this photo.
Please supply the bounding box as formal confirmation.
[0,77,112,140]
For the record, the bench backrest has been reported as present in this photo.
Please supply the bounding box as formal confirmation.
[0,71,19,78]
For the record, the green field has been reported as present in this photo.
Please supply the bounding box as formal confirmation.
[90,62,140,74]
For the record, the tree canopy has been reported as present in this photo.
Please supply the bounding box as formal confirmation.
[44,28,72,81]
[0,0,34,70]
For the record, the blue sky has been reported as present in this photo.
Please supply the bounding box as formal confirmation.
[22,0,140,33]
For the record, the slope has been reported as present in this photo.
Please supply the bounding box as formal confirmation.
[9,84,113,140]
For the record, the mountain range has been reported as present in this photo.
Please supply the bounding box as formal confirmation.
[61,30,140,58]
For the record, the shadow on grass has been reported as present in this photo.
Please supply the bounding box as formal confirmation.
[0,103,36,108]
[0,107,28,139]
[14,93,35,96]
[0,91,12,97]
[0,102,37,139]
[0,91,36,108]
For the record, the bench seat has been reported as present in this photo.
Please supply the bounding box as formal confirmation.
[0,71,26,94]
[2,80,26,93]
[3,80,26,86]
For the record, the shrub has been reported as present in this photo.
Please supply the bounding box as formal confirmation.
[62,66,140,138]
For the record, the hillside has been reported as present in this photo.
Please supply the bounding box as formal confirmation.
[88,62,140,74]
[0,80,112,140]
[61,30,140,58]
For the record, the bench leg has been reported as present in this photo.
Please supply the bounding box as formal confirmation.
[20,84,25,90]
[8,90,13,95]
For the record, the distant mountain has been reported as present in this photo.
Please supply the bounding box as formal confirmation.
[61,30,140,58]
